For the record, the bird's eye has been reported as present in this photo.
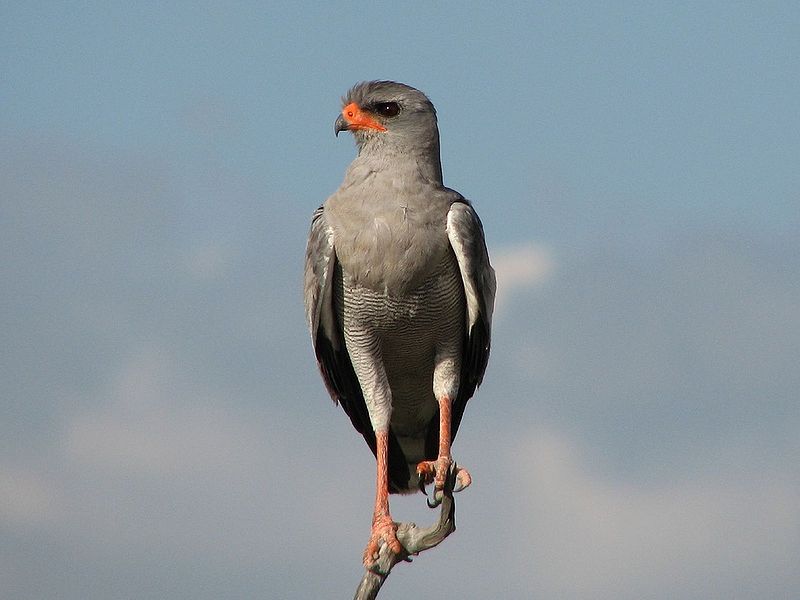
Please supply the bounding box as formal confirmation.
[373,102,400,117]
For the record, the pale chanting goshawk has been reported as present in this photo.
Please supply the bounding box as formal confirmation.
[304,81,495,566]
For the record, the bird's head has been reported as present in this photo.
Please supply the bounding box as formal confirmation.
[334,81,440,155]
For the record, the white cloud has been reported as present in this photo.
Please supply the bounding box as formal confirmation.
[65,404,266,477]
[491,242,554,314]
[63,345,267,474]
[63,346,268,478]
[49,344,364,572]
[182,242,233,281]
[507,429,800,599]
[0,465,58,525]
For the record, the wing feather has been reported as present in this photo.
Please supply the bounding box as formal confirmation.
[304,207,372,437]
[446,200,496,434]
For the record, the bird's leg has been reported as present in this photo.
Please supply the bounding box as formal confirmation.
[363,429,403,567]
[417,395,472,507]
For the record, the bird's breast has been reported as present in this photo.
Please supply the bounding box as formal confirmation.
[330,200,451,295]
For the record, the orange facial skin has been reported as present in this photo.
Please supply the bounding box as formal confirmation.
[341,102,387,132]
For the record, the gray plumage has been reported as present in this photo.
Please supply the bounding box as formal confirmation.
[304,81,496,493]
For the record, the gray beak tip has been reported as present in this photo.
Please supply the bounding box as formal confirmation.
[334,114,348,137]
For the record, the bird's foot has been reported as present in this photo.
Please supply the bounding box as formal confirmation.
[417,457,471,507]
[363,513,403,568]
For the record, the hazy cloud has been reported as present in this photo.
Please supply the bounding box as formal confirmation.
[492,242,554,314]
[0,465,59,526]
[3,4,799,598]
[510,429,800,598]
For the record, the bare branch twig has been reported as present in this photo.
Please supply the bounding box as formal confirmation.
[353,466,459,600]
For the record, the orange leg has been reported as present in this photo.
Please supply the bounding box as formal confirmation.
[417,396,471,507]
[363,429,403,566]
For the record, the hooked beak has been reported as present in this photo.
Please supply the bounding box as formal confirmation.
[334,114,348,137]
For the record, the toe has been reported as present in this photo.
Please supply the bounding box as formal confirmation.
[363,516,403,566]
[433,456,452,489]
[363,539,380,566]
[416,461,435,482]
[453,466,472,493]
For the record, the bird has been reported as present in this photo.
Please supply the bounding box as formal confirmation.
[304,81,495,567]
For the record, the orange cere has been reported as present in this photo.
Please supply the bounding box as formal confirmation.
[341,102,387,132]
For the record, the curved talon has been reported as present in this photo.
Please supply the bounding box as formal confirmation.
[418,477,428,495]
[452,466,472,493]
[416,460,436,498]
[417,457,468,508]
[427,487,444,508]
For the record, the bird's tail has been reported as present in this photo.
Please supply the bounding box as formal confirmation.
[387,432,428,494]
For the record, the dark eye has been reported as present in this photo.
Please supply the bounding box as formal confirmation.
[373,102,400,117]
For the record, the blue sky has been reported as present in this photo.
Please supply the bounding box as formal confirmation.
[2,3,799,598]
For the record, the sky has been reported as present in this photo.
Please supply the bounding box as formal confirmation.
[2,2,799,598]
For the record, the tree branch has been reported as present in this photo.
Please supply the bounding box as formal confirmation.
[353,466,459,600]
